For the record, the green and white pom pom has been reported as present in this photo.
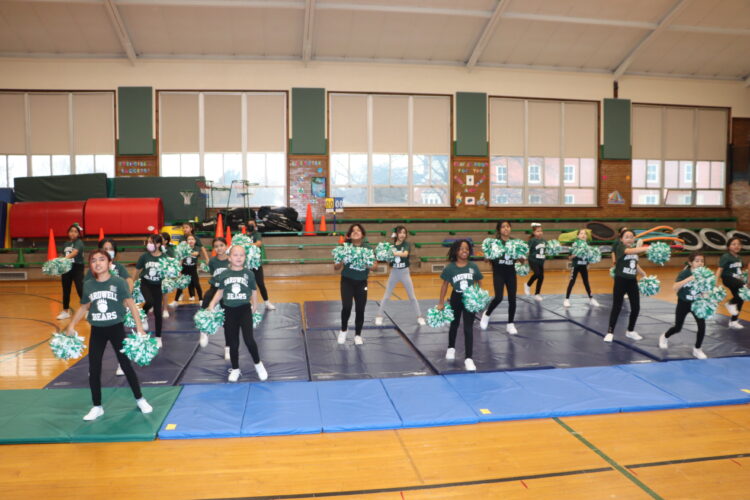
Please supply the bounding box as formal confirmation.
[691,266,716,294]
[199,262,210,273]
[707,285,727,304]
[462,285,491,313]
[160,256,182,279]
[481,238,504,260]
[132,280,145,303]
[243,245,262,270]
[571,239,589,258]
[743,271,749,284]
[504,239,529,260]
[120,331,159,367]
[174,241,192,260]
[42,257,73,276]
[332,244,350,264]
[426,304,454,328]
[646,242,671,266]
[586,246,602,264]
[609,266,616,278]
[230,233,253,252]
[638,275,661,297]
[739,286,750,302]
[161,277,178,294]
[375,242,395,262]
[124,306,148,329]
[349,246,375,270]
[194,307,225,335]
[691,299,716,320]
[545,239,562,257]
[174,273,192,290]
[50,331,86,361]
[515,262,530,276]
[252,311,263,328]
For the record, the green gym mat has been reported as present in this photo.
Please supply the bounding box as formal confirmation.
[0,386,181,444]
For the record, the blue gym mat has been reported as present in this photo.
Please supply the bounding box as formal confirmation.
[381,376,478,427]
[241,382,322,436]
[316,379,403,432]
[304,328,434,381]
[161,303,203,332]
[159,383,251,439]
[303,300,394,330]
[45,331,199,389]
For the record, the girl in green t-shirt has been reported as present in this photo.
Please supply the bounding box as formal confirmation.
[133,233,165,347]
[525,223,546,300]
[564,228,600,308]
[605,229,649,343]
[715,236,748,329]
[174,234,203,303]
[57,223,85,320]
[246,219,275,310]
[375,226,425,326]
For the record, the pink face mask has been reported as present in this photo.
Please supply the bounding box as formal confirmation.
[146,243,156,252]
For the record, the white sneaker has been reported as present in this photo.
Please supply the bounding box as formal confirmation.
[626,330,643,341]
[354,335,364,345]
[624,293,629,299]
[168,301,178,307]
[156,337,163,348]
[255,362,268,381]
[445,347,455,360]
[265,301,276,311]
[658,333,668,349]
[563,299,571,308]
[136,398,153,414]
[524,284,531,296]
[337,331,347,344]
[692,347,708,360]
[480,313,490,330]
[83,406,104,421]
[374,316,383,326]
[725,302,739,316]
[417,317,426,326]
[603,333,614,343]
[115,364,124,376]
[464,358,476,371]
[228,369,241,382]
[162,310,169,319]
[224,346,230,360]
[534,294,543,302]
[506,323,518,335]
[56,310,71,320]
[590,298,600,307]
[189,296,196,301]
[199,332,208,348]
[728,320,744,330]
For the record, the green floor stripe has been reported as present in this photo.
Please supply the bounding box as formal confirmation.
[554,417,663,500]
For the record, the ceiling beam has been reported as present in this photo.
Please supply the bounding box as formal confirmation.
[103,0,136,65]
[613,0,691,80]
[466,0,510,69]
[302,0,315,64]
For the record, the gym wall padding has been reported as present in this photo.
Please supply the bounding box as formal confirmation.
[10,201,85,238]
[455,92,488,157]
[0,188,14,204]
[112,176,205,223]
[291,88,326,155]
[601,98,632,160]
[84,198,164,236]
[118,87,154,155]
[14,173,108,202]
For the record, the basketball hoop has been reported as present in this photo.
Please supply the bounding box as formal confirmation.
[196,180,211,199]
[179,191,194,205]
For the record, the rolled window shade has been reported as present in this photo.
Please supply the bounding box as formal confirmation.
[489,98,524,156]
[205,93,241,153]
[563,102,597,158]
[30,93,70,154]
[632,105,662,159]
[413,96,450,154]
[160,93,199,153]
[696,108,727,161]
[73,93,114,155]
[664,107,694,160]
[330,94,368,153]
[527,100,561,157]
[247,93,286,152]
[372,95,408,153]
[0,93,26,154]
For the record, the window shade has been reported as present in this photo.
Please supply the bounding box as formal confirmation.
[160,93,199,153]
[247,93,286,152]
[527,100,561,157]
[73,93,114,154]
[489,98,524,156]
[632,105,662,159]
[563,102,597,157]
[0,93,26,154]
[204,93,241,153]
[30,93,70,154]
[330,94,368,152]
[372,95,408,153]
[413,96,450,154]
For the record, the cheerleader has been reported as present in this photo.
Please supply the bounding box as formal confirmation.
[716,236,748,329]
[659,252,709,359]
[84,239,131,287]
[246,220,275,310]
[334,223,377,345]
[563,228,600,307]
[199,237,230,357]
[161,232,175,318]
[173,234,203,303]
[56,223,85,320]
[480,221,518,334]
[437,239,483,371]
[66,250,152,421]
[605,229,649,342]
[132,234,165,348]
[524,223,546,301]
[207,244,267,382]
[181,222,210,263]
[375,226,425,326]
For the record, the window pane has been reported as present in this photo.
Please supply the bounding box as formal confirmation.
[696,190,723,206]
[563,158,578,185]
[646,160,661,187]
[633,189,660,205]
[247,153,266,184]
[331,186,367,205]
[8,155,27,187]
[413,186,448,205]
[491,156,507,184]
[528,157,542,184]
[710,162,725,189]
[696,161,710,188]
[579,158,595,187]
[247,187,285,206]
[374,187,408,204]
[76,155,95,175]
[391,154,408,185]
[431,155,449,184]
[31,155,51,176]
[664,161,678,188]
[52,155,70,176]
[161,154,180,177]
[507,156,524,186]
[0,156,7,188]
[528,188,559,205]
[372,154,389,184]
[204,153,223,184]
[679,161,693,188]
[95,155,114,177]
[349,154,368,185]
[545,157,560,187]
[182,154,200,177]
[330,154,348,185]
[266,153,286,186]
[632,159,646,188]
[413,155,429,185]
[490,187,522,205]
[564,188,595,205]
[664,189,692,205]
[224,153,243,185]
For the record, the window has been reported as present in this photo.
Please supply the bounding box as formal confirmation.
[0,155,27,188]
[489,98,598,206]
[632,105,727,206]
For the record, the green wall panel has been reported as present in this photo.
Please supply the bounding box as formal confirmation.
[455,92,488,157]
[291,88,326,155]
[118,87,154,156]
[602,98,632,160]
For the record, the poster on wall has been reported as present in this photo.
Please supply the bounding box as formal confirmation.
[452,158,489,209]
[289,157,328,218]
[311,177,326,198]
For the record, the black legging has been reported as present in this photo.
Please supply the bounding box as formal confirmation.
[223,303,260,369]
[175,265,202,301]
[486,262,516,322]
[253,266,269,301]
[566,265,592,298]
[61,263,84,310]
[722,276,745,321]
[448,291,475,358]
[608,276,640,333]
[341,276,367,336]
[88,323,142,406]
[140,281,163,337]
[201,286,218,309]
[664,299,705,348]
[526,261,544,295]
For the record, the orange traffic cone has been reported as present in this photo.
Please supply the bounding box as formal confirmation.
[338,235,345,244]
[215,214,224,238]
[303,204,315,236]
[47,228,58,260]
[241,225,247,234]
[98,227,105,241]
[226,226,232,246]
[319,215,327,232]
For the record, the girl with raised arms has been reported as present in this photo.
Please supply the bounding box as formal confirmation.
[375,225,425,326]
[605,229,649,342]
[480,221,518,334]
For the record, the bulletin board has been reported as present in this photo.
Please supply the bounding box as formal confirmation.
[451,157,489,208]
[288,156,328,219]
[116,156,159,177]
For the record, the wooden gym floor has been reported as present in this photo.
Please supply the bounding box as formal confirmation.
[1,267,749,499]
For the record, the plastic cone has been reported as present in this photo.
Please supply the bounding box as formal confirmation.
[338,235,345,244]
[303,204,315,236]
[153,228,159,235]
[98,227,105,241]
[241,225,247,234]
[226,226,232,246]
[47,228,57,260]
[319,215,327,232]
[216,214,224,238]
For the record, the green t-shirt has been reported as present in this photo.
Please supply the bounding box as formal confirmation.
[81,275,132,327]
[62,239,85,265]
[216,268,257,308]
[208,256,230,286]
[440,261,483,294]
[572,254,589,266]
[614,243,639,280]
[490,238,515,267]
[528,238,546,264]
[162,245,176,258]
[136,252,162,283]
[719,253,744,281]
[248,230,262,244]
[391,241,410,269]
[85,262,129,282]
[676,267,697,302]
[341,243,373,281]
[183,247,200,267]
